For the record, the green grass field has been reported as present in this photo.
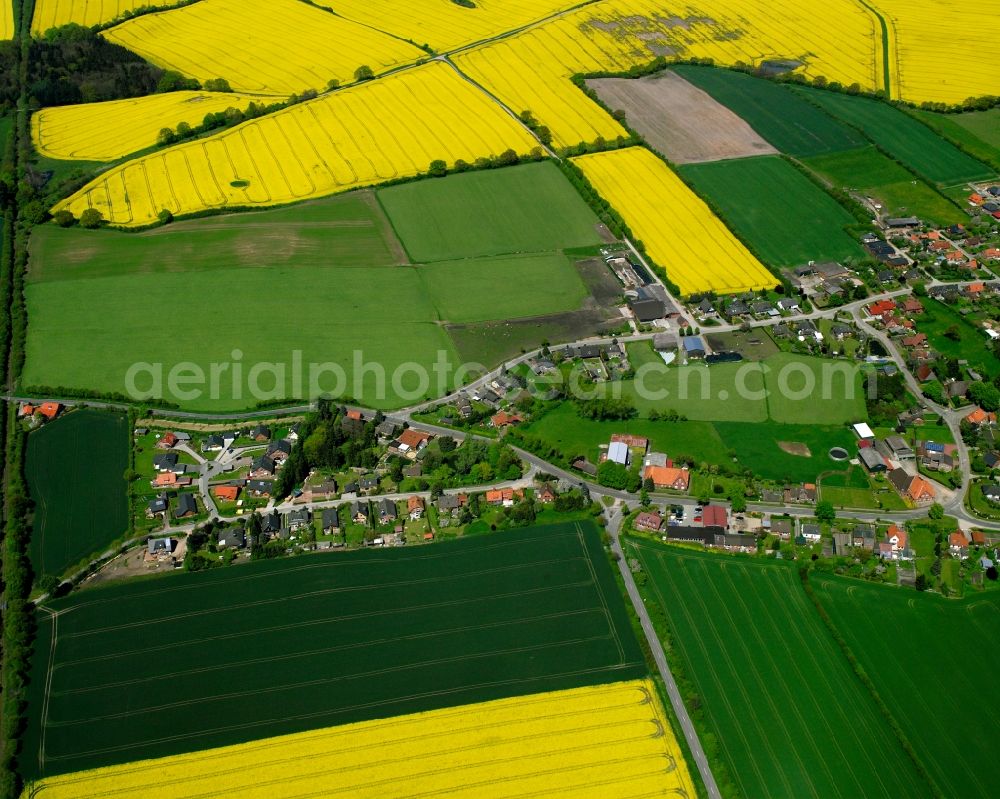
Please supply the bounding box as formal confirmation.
[25,409,129,579]
[803,147,964,225]
[812,575,1000,798]
[25,167,610,409]
[909,108,1000,172]
[377,161,604,262]
[29,191,404,283]
[23,521,645,779]
[795,88,995,185]
[417,252,588,323]
[714,420,856,483]
[671,66,867,157]
[617,350,865,425]
[679,156,865,267]
[629,543,934,799]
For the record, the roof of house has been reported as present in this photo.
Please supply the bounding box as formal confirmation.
[643,465,690,488]
[407,495,424,511]
[682,336,705,352]
[175,493,197,516]
[397,428,431,449]
[212,485,240,501]
[702,505,727,527]
[908,476,935,500]
[607,441,630,465]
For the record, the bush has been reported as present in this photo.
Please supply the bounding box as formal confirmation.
[53,209,76,227]
[79,208,104,229]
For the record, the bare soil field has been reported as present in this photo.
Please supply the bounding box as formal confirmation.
[586,72,777,163]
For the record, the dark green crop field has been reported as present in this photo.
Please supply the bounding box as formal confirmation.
[23,521,645,779]
[679,155,865,267]
[670,66,866,157]
[26,409,129,579]
[812,576,1000,798]
[377,161,604,261]
[629,543,934,799]
[794,87,995,185]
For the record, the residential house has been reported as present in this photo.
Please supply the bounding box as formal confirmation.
[902,298,924,314]
[777,298,799,313]
[174,493,197,519]
[946,380,970,400]
[437,494,467,515]
[376,420,400,441]
[376,498,398,524]
[261,510,282,536]
[917,441,954,472]
[321,507,342,535]
[154,471,191,488]
[853,524,876,549]
[888,469,935,503]
[156,432,178,450]
[784,483,817,504]
[217,528,246,549]
[407,495,425,520]
[635,512,663,532]
[486,488,523,507]
[537,484,556,504]
[266,439,292,463]
[573,458,598,476]
[359,476,380,495]
[720,533,756,553]
[247,479,273,497]
[250,424,271,442]
[949,531,970,557]
[982,484,1000,503]
[491,411,523,430]
[19,401,62,420]
[202,434,226,452]
[146,537,175,561]
[391,428,432,459]
[351,501,370,525]
[771,518,793,539]
[250,456,276,479]
[147,494,169,517]
[152,453,179,472]
[212,484,240,502]
[287,508,311,532]
[643,465,690,491]
[800,524,821,543]
[867,299,897,317]
[966,407,997,427]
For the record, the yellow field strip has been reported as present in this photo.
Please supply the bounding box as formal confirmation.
[573,147,777,295]
[52,61,539,227]
[868,1,1000,105]
[31,0,185,34]
[323,0,582,53]
[101,0,426,95]
[26,679,695,799]
[1,0,13,40]
[32,91,271,161]
[456,0,880,148]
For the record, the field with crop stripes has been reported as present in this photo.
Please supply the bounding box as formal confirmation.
[32,91,270,162]
[28,680,693,799]
[812,576,1000,798]
[31,0,185,34]
[53,61,537,228]
[22,522,645,778]
[1,0,13,40]
[795,86,995,185]
[25,409,129,580]
[629,542,935,799]
[679,156,865,268]
[103,0,424,96]
[378,161,603,261]
[573,147,777,295]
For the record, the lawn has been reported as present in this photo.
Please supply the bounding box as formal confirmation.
[417,252,588,323]
[377,161,604,262]
[916,299,1000,378]
[629,543,934,799]
[909,108,1000,172]
[679,156,866,267]
[803,146,964,225]
[670,66,867,157]
[617,352,864,424]
[795,87,995,185]
[714,420,857,483]
[22,521,645,779]
[28,190,404,283]
[812,575,1000,798]
[25,409,129,579]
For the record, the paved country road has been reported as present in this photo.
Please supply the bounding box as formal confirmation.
[604,504,723,799]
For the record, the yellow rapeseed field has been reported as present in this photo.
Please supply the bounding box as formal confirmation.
[573,147,777,295]
[31,0,185,34]
[1,0,13,40]
[27,679,695,799]
[869,1,1000,104]
[52,61,538,227]
[324,0,579,52]
[457,0,879,148]
[101,0,426,95]
[32,91,270,161]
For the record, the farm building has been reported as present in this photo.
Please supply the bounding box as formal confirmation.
[682,336,706,359]
[858,447,886,473]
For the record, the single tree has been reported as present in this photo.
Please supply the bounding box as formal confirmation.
[79,208,104,229]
